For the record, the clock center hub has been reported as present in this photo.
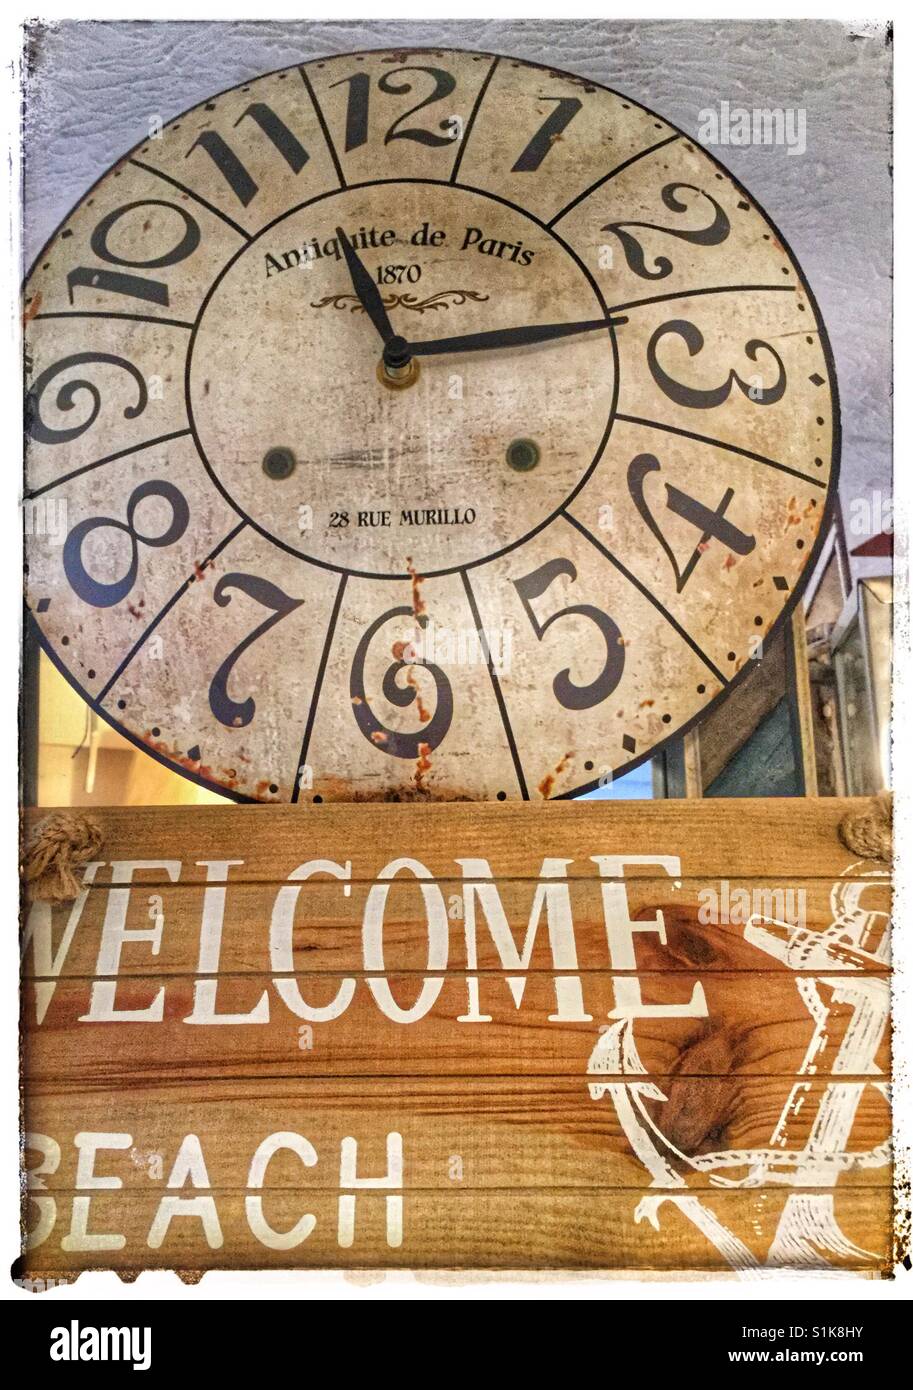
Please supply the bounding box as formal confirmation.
[188,182,616,577]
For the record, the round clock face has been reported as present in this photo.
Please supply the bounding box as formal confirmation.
[24,48,838,803]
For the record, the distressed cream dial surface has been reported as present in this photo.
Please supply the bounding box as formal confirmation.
[24,48,838,803]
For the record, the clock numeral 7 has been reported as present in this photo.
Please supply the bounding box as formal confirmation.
[627,453,756,594]
[208,574,303,728]
[513,557,625,709]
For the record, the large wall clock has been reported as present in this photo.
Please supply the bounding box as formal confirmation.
[24,48,838,803]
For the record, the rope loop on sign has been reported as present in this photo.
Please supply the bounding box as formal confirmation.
[839,791,892,863]
[21,813,103,902]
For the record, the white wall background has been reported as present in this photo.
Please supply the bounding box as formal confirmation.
[22,17,893,531]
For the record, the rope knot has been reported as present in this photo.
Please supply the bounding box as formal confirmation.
[22,813,103,902]
[839,792,893,862]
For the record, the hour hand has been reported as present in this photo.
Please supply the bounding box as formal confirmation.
[335,226,395,346]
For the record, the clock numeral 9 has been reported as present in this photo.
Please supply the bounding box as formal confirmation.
[513,557,625,709]
[62,480,189,609]
[350,606,453,758]
[26,352,148,446]
[208,574,303,728]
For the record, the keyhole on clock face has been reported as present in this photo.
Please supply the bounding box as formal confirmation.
[506,438,541,472]
[263,447,296,480]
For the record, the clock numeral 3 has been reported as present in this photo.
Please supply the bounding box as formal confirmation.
[514,557,625,710]
[647,319,788,409]
[208,573,303,728]
[186,102,310,207]
[601,183,730,281]
[62,480,189,609]
[350,606,454,758]
[627,453,756,593]
[331,66,459,152]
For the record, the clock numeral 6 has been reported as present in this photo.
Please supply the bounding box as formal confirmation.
[350,606,453,758]
[513,557,625,710]
[62,480,189,609]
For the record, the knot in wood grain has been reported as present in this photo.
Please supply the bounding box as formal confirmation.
[21,812,102,902]
[839,792,892,862]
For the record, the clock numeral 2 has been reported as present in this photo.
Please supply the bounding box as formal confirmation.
[186,102,310,207]
[513,557,625,710]
[601,183,730,281]
[627,454,756,594]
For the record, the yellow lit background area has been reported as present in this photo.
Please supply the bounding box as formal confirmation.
[35,651,230,808]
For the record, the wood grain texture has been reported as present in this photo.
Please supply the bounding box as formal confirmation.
[20,798,896,1276]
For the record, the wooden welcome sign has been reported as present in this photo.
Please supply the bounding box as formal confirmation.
[19,797,894,1278]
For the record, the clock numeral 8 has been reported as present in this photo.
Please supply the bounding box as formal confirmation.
[62,480,189,609]
[513,558,625,709]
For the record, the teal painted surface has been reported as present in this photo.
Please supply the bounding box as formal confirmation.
[705,699,801,799]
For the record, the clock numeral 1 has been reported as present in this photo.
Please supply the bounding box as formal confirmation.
[513,557,625,709]
[186,102,310,208]
[511,96,582,172]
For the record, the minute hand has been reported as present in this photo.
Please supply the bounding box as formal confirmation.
[405,316,625,358]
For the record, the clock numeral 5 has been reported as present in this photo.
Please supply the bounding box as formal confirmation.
[350,606,453,758]
[208,574,303,728]
[62,480,189,609]
[627,453,756,593]
[513,557,625,709]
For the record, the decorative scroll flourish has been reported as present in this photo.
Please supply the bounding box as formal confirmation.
[589,863,891,1273]
[310,290,491,316]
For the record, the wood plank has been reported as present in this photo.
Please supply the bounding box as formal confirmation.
[19,1189,892,1274]
[25,1076,891,1191]
[23,972,891,1081]
[21,875,891,979]
[22,798,891,884]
